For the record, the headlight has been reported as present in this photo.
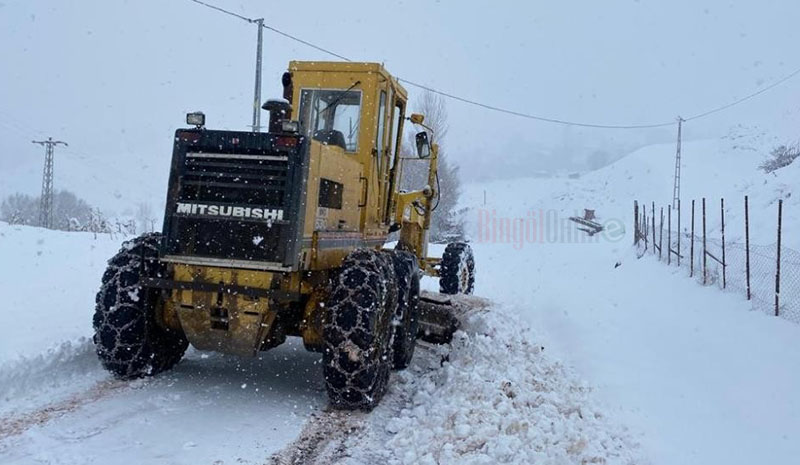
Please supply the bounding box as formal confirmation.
[186,112,206,128]
[281,120,300,133]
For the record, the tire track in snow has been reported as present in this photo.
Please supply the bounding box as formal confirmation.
[268,409,366,465]
[267,343,446,465]
[0,378,128,441]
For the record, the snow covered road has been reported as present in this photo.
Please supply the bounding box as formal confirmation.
[0,224,327,464]
[0,340,326,464]
[472,240,800,465]
[0,224,642,464]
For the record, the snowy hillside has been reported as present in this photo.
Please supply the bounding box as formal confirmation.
[463,135,799,249]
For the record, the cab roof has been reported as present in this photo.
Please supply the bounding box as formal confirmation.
[288,61,407,99]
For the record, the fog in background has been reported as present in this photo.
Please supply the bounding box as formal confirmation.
[1,0,799,214]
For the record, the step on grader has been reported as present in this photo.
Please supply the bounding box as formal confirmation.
[93,61,478,410]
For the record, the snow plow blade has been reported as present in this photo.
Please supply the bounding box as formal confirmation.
[417,291,491,343]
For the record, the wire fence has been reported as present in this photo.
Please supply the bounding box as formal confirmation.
[633,198,800,324]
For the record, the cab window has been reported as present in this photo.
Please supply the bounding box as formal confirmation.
[375,91,387,164]
[391,100,405,169]
[298,88,361,152]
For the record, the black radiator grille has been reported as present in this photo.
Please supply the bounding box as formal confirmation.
[179,153,289,207]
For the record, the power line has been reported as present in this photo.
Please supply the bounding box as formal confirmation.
[188,0,255,23]
[684,66,800,122]
[192,1,800,129]
[188,0,352,61]
[395,78,676,129]
[261,23,351,61]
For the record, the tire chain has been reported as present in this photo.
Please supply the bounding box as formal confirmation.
[389,250,420,369]
[439,242,476,295]
[323,249,397,410]
[93,233,187,379]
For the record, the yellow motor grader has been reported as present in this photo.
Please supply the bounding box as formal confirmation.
[93,61,476,410]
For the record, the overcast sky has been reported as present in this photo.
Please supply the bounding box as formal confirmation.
[1,0,798,211]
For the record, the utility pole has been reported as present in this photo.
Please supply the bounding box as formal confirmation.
[251,18,264,132]
[672,117,684,209]
[31,137,68,229]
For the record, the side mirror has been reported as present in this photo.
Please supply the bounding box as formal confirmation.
[415,131,431,159]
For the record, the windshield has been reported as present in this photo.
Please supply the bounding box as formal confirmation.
[298,88,361,152]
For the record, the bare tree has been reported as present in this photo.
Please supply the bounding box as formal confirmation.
[52,190,92,230]
[0,193,37,225]
[401,90,464,242]
[1,190,91,230]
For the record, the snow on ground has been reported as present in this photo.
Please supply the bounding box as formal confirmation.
[0,222,326,464]
[334,306,641,465]
[1,343,326,464]
[456,137,800,465]
[470,241,800,465]
[0,224,120,364]
[0,223,642,464]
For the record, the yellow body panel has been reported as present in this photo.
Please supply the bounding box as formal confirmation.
[165,264,278,357]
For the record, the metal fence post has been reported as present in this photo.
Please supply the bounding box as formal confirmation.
[634,201,639,245]
[745,196,750,300]
[775,199,783,316]
[690,200,695,278]
[652,201,656,254]
[643,204,648,250]
[721,198,726,289]
[702,197,707,285]
[659,207,664,261]
[668,206,672,265]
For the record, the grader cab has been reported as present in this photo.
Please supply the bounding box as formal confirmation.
[92,61,477,410]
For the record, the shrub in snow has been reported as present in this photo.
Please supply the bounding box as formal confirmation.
[759,144,800,173]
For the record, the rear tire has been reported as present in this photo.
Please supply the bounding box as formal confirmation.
[323,249,396,410]
[93,233,188,379]
[389,250,420,370]
[439,242,476,295]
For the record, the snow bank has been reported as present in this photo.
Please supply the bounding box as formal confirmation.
[0,338,105,416]
[0,222,122,365]
[340,306,641,465]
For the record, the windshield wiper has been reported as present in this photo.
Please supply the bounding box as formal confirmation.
[319,80,361,117]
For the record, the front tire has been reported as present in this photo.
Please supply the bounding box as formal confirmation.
[389,250,420,370]
[323,249,397,410]
[93,233,187,379]
[439,242,476,295]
